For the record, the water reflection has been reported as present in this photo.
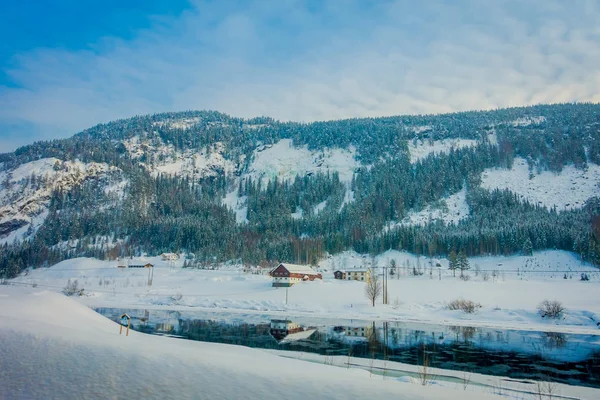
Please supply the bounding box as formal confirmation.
[95,308,600,388]
[270,319,316,343]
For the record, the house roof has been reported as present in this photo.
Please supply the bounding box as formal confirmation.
[347,269,370,273]
[279,263,319,275]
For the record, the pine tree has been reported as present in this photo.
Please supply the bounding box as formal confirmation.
[523,237,533,256]
[458,249,470,277]
[448,250,458,277]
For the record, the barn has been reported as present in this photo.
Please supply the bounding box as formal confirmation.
[269,263,322,287]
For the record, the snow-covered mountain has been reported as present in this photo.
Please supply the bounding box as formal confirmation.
[1,104,599,275]
[0,158,122,245]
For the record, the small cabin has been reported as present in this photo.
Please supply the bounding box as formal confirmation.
[269,263,322,287]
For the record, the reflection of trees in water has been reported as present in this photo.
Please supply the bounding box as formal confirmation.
[95,309,598,388]
[541,332,567,349]
[449,326,478,342]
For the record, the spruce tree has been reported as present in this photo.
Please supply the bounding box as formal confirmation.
[448,249,458,277]
[458,249,470,277]
[523,237,533,256]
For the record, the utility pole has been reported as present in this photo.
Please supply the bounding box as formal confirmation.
[383,263,388,305]
[147,265,154,287]
[285,287,288,305]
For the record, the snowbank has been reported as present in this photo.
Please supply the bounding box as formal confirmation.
[0,287,502,400]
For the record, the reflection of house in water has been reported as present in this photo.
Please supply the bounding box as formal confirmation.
[155,322,175,333]
[151,311,182,334]
[333,325,374,339]
[269,319,316,343]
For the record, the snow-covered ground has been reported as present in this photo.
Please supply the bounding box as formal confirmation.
[1,287,598,400]
[386,188,469,228]
[481,158,600,211]
[221,188,248,224]
[408,138,478,163]
[247,139,358,184]
[10,250,600,335]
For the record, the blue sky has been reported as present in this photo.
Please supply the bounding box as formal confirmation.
[1,0,599,151]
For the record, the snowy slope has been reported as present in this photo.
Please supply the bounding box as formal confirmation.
[152,117,202,130]
[509,116,546,127]
[0,287,506,400]
[387,188,469,228]
[0,158,120,245]
[247,139,358,184]
[123,137,235,179]
[222,187,248,224]
[481,158,600,211]
[219,139,358,221]
[408,138,478,163]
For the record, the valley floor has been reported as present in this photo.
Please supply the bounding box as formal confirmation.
[2,287,599,400]
[9,250,600,335]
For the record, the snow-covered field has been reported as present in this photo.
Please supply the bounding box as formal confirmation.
[10,250,600,335]
[481,158,600,211]
[1,287,598,400]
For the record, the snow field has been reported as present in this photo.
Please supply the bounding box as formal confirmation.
[10,250,600,334]
[0,287,508,400]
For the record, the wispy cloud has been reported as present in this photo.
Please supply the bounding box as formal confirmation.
[1,0,599,150]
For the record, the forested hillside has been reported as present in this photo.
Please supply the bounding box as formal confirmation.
[1,103,599,277]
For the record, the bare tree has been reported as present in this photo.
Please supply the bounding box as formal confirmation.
[365,272,382,307]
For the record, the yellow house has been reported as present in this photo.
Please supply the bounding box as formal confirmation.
[345,269,370,282]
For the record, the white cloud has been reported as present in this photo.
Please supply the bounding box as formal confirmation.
[1,0,600,150]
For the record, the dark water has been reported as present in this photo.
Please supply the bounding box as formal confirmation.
[95,308,600,388]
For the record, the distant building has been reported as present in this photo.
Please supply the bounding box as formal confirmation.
[128,263,154,268]
[269,263,322,287]
[161,253,180,261]
[345,269,370,282]
[334,270,346,280]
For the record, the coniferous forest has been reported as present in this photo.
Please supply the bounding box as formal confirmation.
[1,103,599,278]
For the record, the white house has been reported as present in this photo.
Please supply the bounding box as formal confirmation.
[161,253,180,261]
[345,269,370,282]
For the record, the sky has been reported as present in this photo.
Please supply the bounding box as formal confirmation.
[1,0,599,151]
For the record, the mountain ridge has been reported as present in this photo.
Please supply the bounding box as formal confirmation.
[1,102,599,278]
